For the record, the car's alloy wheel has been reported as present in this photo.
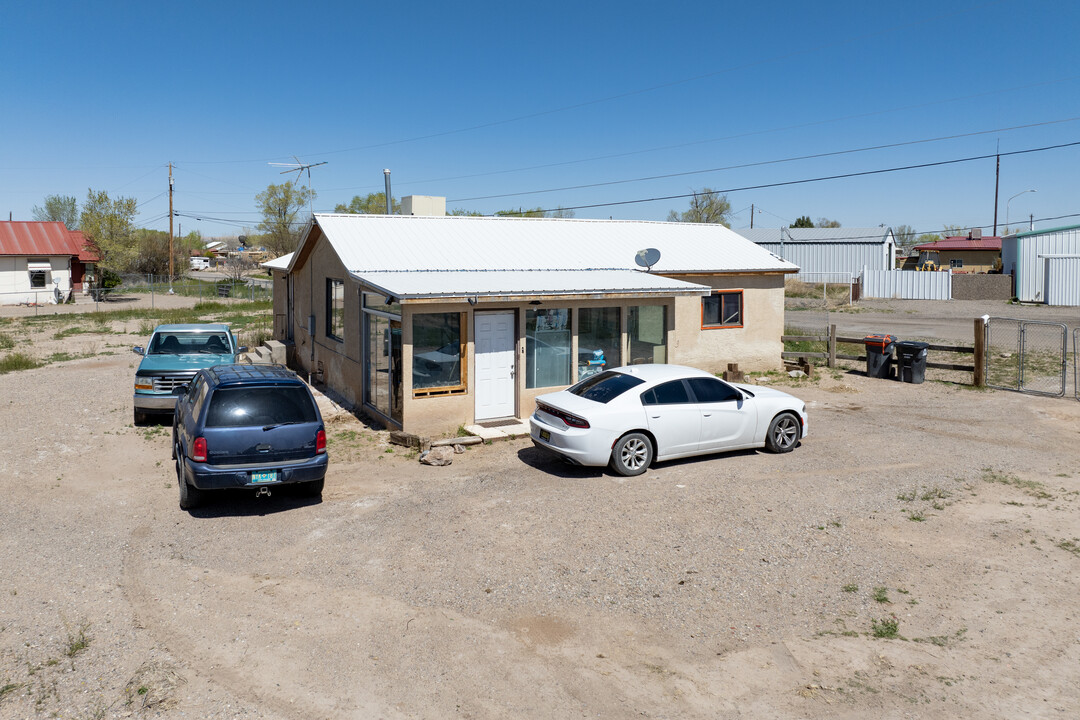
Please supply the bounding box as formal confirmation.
[765,413,800,453]
[612,432,653,476]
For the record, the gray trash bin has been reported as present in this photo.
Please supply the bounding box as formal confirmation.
[864,334,896,379]
[896,341,929,384]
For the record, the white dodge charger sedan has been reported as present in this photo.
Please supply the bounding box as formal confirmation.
[529,364,808,476]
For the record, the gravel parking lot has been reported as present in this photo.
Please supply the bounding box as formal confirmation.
[1,302,1079,718]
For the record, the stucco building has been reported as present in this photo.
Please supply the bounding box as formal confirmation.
[267,210,797,435]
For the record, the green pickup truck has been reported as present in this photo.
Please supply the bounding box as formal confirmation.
[132,323,245,425]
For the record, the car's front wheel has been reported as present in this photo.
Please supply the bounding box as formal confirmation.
[176,451,204,510]
[765,413,800,453]
[611,432,654,477]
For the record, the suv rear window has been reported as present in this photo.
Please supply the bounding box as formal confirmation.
[205,386,317,428]
[568,371,645,404]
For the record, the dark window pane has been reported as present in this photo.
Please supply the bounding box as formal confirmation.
[702,292,742,327]
[569,370,644,403]
[651,380,691,405]
[688,377,740,403]
[205,386,317,428]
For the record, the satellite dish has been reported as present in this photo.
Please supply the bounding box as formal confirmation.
[635,248,661,272]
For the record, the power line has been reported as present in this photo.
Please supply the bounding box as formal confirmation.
[449,119,1080,203]
[484,140,1080,215]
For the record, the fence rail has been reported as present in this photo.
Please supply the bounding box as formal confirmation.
[782,320,983,382]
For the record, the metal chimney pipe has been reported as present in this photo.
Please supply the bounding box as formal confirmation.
[383,169,392,215]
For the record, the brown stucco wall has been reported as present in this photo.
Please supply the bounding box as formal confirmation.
[670,273,787,373]
[951,273,1012,300]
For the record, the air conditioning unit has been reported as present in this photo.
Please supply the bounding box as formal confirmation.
[969,228,982,239]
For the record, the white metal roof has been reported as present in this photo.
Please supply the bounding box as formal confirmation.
[355,269,710,300]
[307,214,797,275]
[261,252,293,270]
[735,227,894,244]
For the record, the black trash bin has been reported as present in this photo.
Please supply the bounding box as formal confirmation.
[896,341,930,384]
[864,334,896,379]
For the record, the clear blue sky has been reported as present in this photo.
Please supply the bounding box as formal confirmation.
[3,0,1078,239]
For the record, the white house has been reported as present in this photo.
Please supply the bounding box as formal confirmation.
[0,221,98,305]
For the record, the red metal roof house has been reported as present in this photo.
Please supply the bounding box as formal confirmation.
[0,221,100,304]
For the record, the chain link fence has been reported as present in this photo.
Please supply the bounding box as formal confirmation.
[985,317,1067,397]
[92,273,272,305]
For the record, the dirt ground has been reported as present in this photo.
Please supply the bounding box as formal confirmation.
[1,301,1079,719]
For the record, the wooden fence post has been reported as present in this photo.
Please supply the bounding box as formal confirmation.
[973,316,986,386]
[828,324,837,368]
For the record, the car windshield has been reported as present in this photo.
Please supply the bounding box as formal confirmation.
[150,332,231,355]
[205,386,317,428]
[568,371,645,404]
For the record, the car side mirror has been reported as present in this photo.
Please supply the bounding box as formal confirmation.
[237,346,248,353]
[132,346,144,355]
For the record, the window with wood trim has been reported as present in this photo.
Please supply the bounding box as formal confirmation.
[701,290,743,329]
[412,312,466,396]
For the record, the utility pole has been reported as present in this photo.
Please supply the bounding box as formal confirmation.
[992,143,1000,235]
[750,203,755,229]
[168,163,175,293]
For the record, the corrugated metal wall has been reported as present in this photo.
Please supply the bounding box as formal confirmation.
[862,269,952,300]
[1044,255,1080,306]
[1004,227,1080,302]
[758,242,888,282]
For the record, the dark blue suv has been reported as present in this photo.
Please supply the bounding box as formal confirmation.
[172,364,328,509]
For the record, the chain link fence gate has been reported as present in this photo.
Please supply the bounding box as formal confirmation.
[985,317,1067,397]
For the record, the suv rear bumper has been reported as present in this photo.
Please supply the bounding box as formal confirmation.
[182,453,328,490]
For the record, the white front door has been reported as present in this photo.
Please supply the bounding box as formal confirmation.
[474,311,516,421]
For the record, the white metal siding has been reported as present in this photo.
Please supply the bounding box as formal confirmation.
[758,242,889,282]
[862,269,951,300]
[1044,255,1080,306]
[1007,228,1080,302]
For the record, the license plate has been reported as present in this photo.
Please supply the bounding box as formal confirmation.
[251,470,279,484]
[539,429,550,441]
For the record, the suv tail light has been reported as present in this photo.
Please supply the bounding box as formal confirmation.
[193,437,207,462]
[316,429,326,454]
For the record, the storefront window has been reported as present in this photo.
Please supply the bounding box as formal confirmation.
[577,307,620,380]
[413,313,464,390]
[628,305,667,364]
[526,308,571,388]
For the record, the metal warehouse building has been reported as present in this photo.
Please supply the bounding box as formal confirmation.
[1002,224,1080,306]
[733,227,895,283]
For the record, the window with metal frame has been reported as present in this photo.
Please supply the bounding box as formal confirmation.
[701,290,743,329]
[326,279,344,341]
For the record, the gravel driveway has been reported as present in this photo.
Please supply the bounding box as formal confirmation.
[1,308,1079,718]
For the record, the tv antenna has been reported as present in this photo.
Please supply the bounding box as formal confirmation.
[635,247,661,272]
[269,156,327,212]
